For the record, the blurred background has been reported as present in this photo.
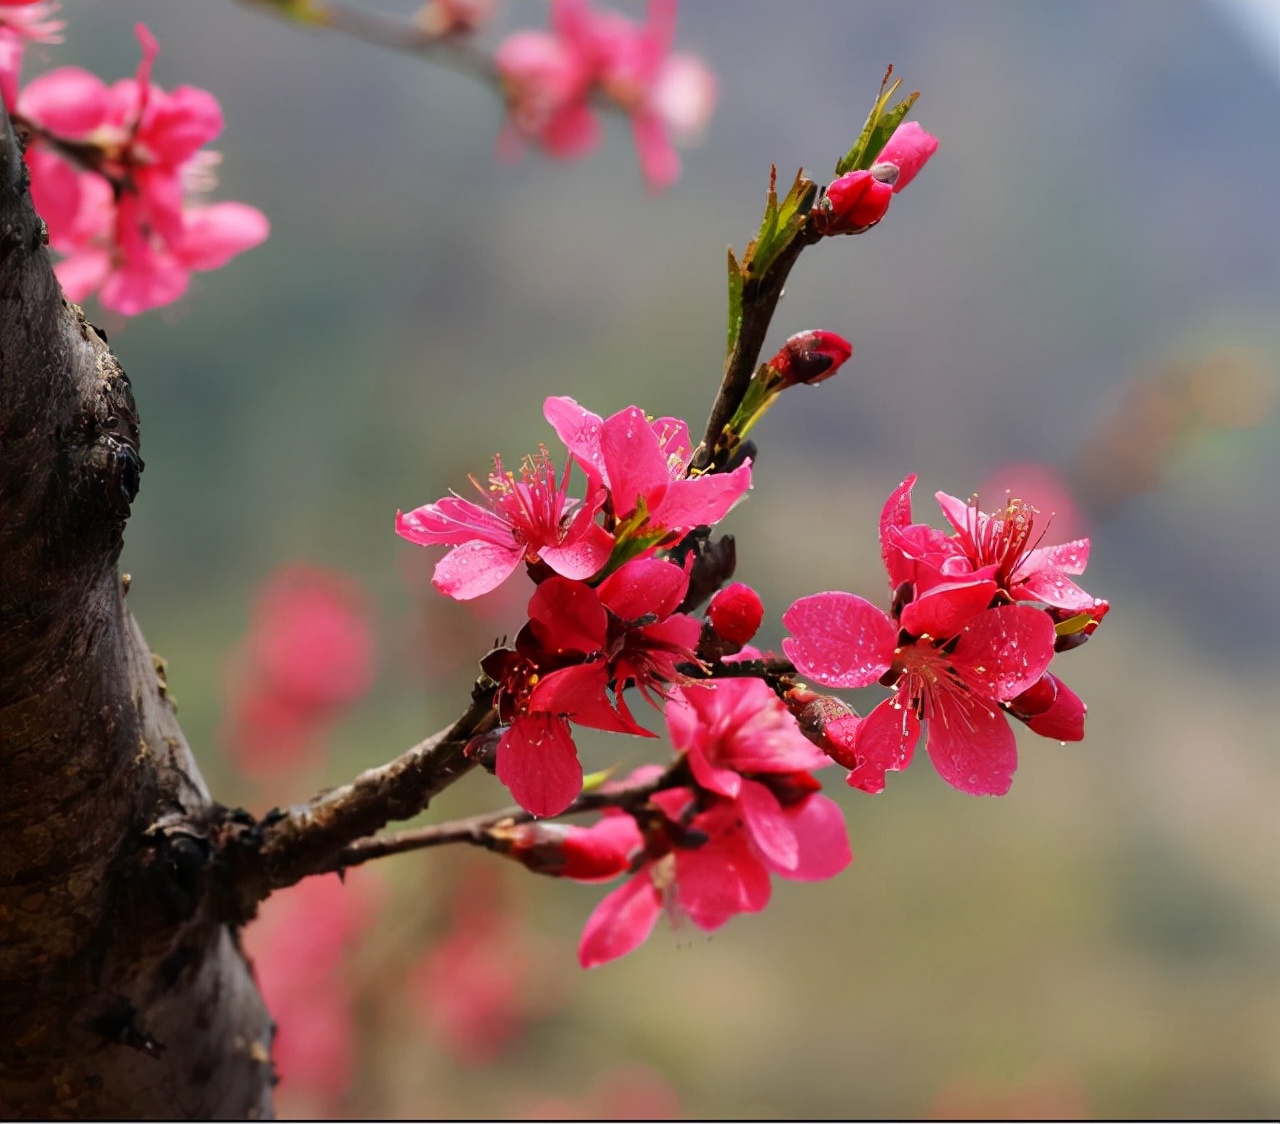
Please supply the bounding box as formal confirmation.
[27,0,1280,1117]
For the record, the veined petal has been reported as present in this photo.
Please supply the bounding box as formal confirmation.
[541,511,613,581]
[396,498,512,546]
[601,405,671,517]
[951,603,1056,701]
[494,714,583,817]
[1017,568,1097,612]
[649,462,751,533]
[1024,537,1090,577]
[782,592,896,689]
[578,870,662,967]
[923,690,1017,796]
[848,696,920,793]
[431,540,524,601]
[543,396,607,486]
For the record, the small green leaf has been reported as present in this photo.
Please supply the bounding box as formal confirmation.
[580,766,618,793]
[835,66,920,176]
[747,169,817,280]
[726,247,744,356]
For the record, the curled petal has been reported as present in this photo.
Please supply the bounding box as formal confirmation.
[1008,672,1087,742]
[879,474,918,588]
[848,697,920,794]
[782,591,896,689]
[530,661,648,735]
[874,121,939,193]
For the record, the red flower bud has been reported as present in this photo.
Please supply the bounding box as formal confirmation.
[706,582,764,646]
[812,170,893,235]
[765,329,853,389]
[494,818,640,881]
[871,121,939,194]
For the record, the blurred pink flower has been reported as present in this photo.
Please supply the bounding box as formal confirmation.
[495,0,715,189]
[410,867,535,1065]
[241,871,381,1113]
[978,460,1089,544]
[222,564,374,777]
[16,22,267,313]
[0,0,64,108]
[523,1062,681,1120]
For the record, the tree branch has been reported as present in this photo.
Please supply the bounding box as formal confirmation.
[1,102,274,1119]
[324,763,682,871]
[210,678,500,921]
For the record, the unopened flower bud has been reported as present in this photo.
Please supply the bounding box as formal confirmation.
[812,169,893,235]
[492,817,641,881]
[871,121,938,194]
[706,582,764,647]
[764,330,854,390]
[785,686,861,769]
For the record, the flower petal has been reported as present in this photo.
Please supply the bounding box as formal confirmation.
[781,794,853,882]
[431,539,524,601]
[739,779,799,874]
[494,714,583,817]
[597,557,688,621]
[951,603,1056,701]
[899,578,997,639]
[648,462,751,533]
[847,696,920,793]
[578,870,662,967]
[782,591,896,689]
[923,690,1017,796]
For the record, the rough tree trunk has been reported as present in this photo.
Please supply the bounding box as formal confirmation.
[1,110,275,1118]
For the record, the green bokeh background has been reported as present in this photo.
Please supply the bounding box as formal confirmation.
[31,1,1280,1117]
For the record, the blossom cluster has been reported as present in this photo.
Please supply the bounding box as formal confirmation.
[494,668,852,967]
[495,0,716,190]
[783,475,1107,796]
[6,12,267,314]
[397,395,750,816]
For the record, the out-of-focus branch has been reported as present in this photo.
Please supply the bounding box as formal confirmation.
[244,0,497,84]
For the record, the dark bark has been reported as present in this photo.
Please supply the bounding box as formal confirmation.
[0,110,274,1118]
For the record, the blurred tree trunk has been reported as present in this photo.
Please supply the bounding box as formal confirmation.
[1,112,274,1118]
